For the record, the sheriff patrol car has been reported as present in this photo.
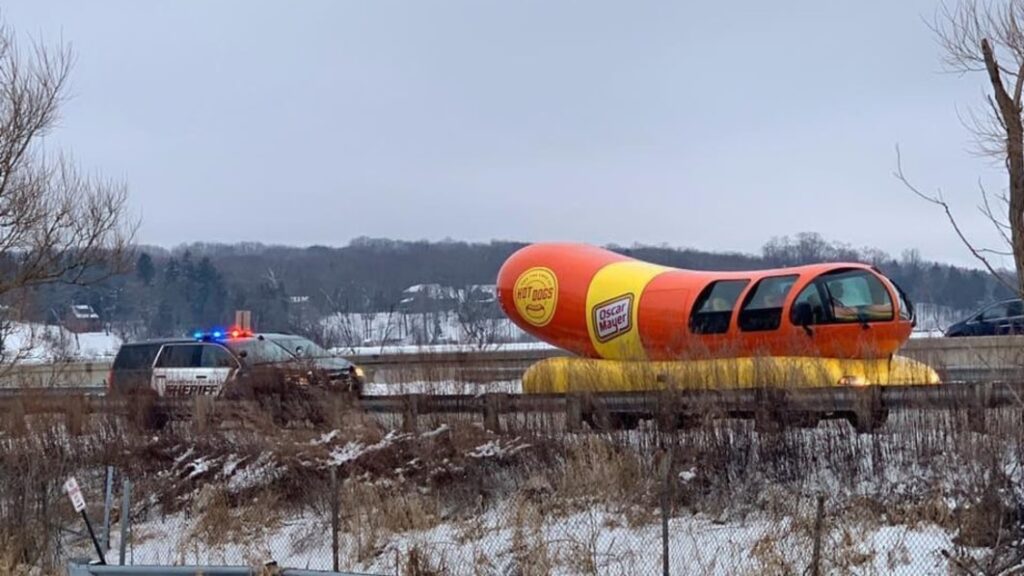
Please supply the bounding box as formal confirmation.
[107,330,365,397]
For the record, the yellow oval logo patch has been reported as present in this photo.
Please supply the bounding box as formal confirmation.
[513,267,558,327]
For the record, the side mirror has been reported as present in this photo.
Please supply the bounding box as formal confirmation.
[793,302,814,336]
[238,350,248,359]
[295,346,305,357]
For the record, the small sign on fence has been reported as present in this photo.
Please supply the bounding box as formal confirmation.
[64,477,86,512]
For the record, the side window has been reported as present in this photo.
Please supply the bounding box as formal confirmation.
[200,344,237,368]
[791,283,828,326]
[739,275,798,332]
[689,279,749,335]
[112,344,162,370]
[892,280,914,321]
[821,269,894,323]
[981,302,1010,321]
[155,344,202,368]
[1008,300,1023,318]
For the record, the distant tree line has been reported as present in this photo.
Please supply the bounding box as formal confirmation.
[18,233,1011,339]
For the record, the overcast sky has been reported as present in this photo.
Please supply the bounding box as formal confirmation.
[3,1,1014,266]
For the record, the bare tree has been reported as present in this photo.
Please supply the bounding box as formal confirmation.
[898,1,1024,295]
[0,22,135,367]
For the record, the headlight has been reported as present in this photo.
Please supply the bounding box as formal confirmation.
[838,375,867,387]
[353,366,365,379]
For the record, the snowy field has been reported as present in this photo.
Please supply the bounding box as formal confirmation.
[1,322,121,364]
[109,506,957,575]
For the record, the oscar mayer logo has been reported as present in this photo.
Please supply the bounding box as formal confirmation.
[593,293,633,342]
[513,267,558,327]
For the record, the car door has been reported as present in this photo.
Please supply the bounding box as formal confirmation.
[152,343,235,396]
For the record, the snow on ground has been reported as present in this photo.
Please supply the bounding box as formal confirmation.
[104,505,957,575]
[1,322,121,364]
[364,379,522,396]
[322,311,535,349]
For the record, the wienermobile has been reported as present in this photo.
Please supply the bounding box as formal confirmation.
[496,243,940,395]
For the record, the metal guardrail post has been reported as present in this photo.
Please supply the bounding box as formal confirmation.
[119,478,131,566]
[330,467,339,573]
[103,467,114,552]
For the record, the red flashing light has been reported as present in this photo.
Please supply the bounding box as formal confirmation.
[227,326,252,339]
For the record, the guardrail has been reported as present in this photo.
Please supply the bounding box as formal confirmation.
[0,335,1022,393]
[3,379,1017,436]
[67,562,375,576]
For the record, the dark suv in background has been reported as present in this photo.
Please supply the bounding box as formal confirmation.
[108,331,366,397]
[945,298,1024,337]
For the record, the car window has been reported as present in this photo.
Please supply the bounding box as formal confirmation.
[112,344,163,370]
[226,339,296,364]
[689,279,749,335]
[738,275,798,332]
[821,270,894,323]
[200,344,237,368]
[269,336,329,358]
[154,344,202,368]
[1008,300,1023,317]
[980,302,1011,321]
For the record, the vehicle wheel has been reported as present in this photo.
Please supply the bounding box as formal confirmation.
[847,408,888,434]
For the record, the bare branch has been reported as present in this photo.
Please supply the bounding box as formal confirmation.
[895,146,1020,296]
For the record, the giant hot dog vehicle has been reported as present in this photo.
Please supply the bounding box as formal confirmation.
[497,243,939,394]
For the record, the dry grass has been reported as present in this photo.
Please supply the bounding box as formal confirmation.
[4,376,1024,573]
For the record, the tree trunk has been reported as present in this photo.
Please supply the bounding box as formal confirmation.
[981,39,1024,296]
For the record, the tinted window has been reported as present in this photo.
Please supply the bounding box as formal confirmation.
[689,280,749,335]
[1008,300,1023,317]
[155,344,202,368]
[226,339,296,364]
[200,344,237,368]
[791,283,829,325]
[269,336,329,358]
[112,344,162,370]
[979,301,1019,321]
[739,275,798,332]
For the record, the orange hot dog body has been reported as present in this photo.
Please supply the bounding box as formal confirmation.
[496,243,913,360]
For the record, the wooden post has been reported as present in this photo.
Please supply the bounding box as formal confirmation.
[4,399,26,436]
[483,393,502,433]
[811,494,826,576]
[565,394,583,432]
[968,382,990,434]
[65,399,84,436]
[402,394,421,434]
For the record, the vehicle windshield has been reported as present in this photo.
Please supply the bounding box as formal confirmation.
[225,339,297,365]
[267,336,331,359]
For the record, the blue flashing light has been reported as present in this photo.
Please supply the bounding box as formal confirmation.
[212,330,223,339]
[193,331,203,340]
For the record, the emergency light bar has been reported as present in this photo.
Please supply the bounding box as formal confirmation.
[192,327,252,341]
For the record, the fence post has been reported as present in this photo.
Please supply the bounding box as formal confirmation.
[811,494,825,576]
[483,393,502,433]
[402,394,420,434]
[330,467,340,573]
[659,449,672,576]
[119,477,131,566]
[102,467,114,551]
[968,382,990,434]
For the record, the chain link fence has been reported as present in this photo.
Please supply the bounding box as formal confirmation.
[6,407,1024,575]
